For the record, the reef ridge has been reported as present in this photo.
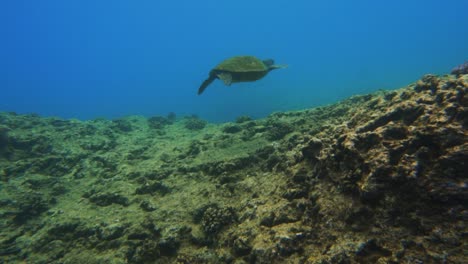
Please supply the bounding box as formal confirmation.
[0,73,467,263]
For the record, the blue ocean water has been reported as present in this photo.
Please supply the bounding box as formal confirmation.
[2,0,468,123]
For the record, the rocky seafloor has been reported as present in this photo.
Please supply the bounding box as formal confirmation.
[0,73,467,263]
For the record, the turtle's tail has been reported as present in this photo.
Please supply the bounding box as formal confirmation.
[198,75,216,95]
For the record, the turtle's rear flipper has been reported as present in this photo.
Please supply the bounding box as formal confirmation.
[198,75,216,95]
[269,64,288,71]
[218,73,232,86]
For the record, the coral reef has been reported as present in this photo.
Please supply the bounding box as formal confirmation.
[451,61,468,75]
[0,73,466,263]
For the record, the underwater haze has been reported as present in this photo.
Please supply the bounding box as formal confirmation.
[2,0,468,122]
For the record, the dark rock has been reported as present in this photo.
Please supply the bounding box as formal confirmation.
[11,135,52,155]
[88,192,130,207]
[353,132,381,152]
[36,240,66,261]
[51,184,68,196]
[200,156,257,175]
[329,252,351,264]
[0,235,21,256]
[301,138,323,161]
[126,146,150,160]
[265,121,293,140]
[13,193,50,224]
[126,240,160,263]
[135,181,171,196]
[291,170,309,184]
[255,145,276,159]
[100,224,126,240]
[184,117,207,130]
[355,239,391,263]
[158,237,180,256]
[159,153,171,163]
[272,205,302,225]
[201,205,237,236]
[76,124,98,136]
[282,188,308,200]
[139,201,157,212]
[182,140,205,158]
[49,118,71,128]
[235,115,253,123]
[47,220,98,241]
[218,174,240,184]
[222,124,243,133]
[175,254,207,263]
[382,125,408,140]
[414,74,439,93]
[232,236,252,256]
[127,230,152,240]
[21,174,58,189]
[358,104,425,132]
[0,126,9,150]
[451,61,468,75]
[111,119,133,132]
[265,153,283,171]
[125,221,169,262]
[384,91,397,101]
[148,115,172,129]
[276,235,304,257]
[167,112,177,122]
[260,212,275,227]
[192,203,217,223]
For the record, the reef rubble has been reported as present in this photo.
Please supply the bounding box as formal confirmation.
[0,73,466,263]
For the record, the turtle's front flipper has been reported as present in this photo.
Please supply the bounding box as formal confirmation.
[198,75,216,95]
[218,73,232,86]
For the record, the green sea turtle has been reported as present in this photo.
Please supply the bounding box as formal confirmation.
[198,56,287,95]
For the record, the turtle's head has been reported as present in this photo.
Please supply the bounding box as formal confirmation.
[262,59,275,67]
[264,58,287,71]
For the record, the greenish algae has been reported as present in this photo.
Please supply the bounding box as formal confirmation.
[0,74,466,263]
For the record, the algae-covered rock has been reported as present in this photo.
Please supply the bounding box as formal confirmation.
[134,181,171,196]
[12,192,50,224]
[0,73,467,263]
[147,115,173,129]
[111,118,134,133]
[84,191,130,207]
[235,115,253,123]
[451,61,468,75]
[139,201,157,212]
[183,116,207,130]
[0,126,9,148]
[222,123,243,133]
[265,121,293,140]
[200,204,237,236]
[0,125,11,159]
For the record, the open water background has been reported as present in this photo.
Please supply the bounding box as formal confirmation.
[2,0,468,122]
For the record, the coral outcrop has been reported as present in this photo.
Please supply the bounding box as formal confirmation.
[451,61,468,75]
[0,73,466,263]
